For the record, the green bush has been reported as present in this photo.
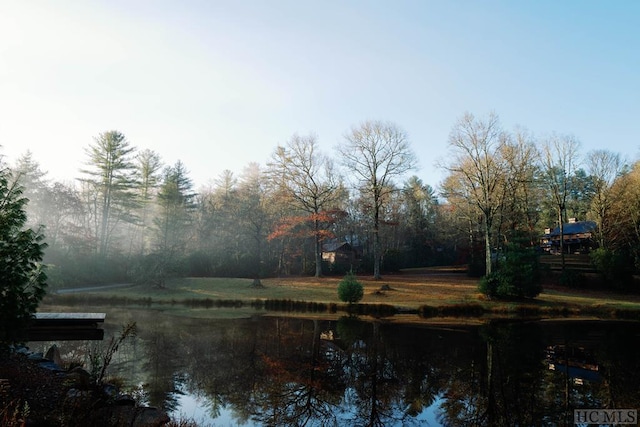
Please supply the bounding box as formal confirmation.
[479,273,500,297]
[590,247,634,291]
[559,269,585,288]
[337,271,364,303]
[478,243,541,299]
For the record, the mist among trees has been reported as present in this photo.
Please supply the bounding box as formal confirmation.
[6,113,640,292]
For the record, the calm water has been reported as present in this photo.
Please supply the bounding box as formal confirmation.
[32,308,640,426]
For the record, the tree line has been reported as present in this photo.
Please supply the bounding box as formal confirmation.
[6,113,640,291]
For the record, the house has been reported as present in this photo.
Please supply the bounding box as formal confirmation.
[322,240,359,267]
[541,219,597,254]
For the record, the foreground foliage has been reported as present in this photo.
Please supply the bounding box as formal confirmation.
[0,170,47,347]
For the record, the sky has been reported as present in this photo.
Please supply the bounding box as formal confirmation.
[1,0,638,191]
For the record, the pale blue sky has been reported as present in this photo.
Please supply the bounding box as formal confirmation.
[1,0,638,190]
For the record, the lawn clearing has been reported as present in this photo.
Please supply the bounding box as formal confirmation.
[44,271,640,320]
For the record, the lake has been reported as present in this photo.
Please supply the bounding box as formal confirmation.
[30,307,640,426]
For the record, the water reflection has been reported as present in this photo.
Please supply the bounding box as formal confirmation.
[35,311,640,426]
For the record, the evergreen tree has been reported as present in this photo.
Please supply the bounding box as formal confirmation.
[132,149,163,254]
[0,168,47,347]
[337,271,364,303]
[401,176,439,267]
[155,160,195,253]
[479,241,541,299]
[79,130,137,255]
[13,151,49,229]
[146,161,195,286]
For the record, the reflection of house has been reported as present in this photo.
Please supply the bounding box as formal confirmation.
[320,330,334,341]
[546,345,601,384]
[322,240,359,267]
[541,219,597,254]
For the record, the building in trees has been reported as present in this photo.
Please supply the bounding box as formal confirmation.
[540,219,597,254]
[321,239,360,273]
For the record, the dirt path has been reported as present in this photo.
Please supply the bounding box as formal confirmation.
[56,283,133,294]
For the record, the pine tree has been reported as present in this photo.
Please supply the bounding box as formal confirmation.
[80,130,137,255]
[0,168,47,347]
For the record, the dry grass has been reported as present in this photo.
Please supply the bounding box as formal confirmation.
[43,268,640,320]
[267,273,482,308]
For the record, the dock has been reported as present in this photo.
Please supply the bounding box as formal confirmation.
[28,313,106,341]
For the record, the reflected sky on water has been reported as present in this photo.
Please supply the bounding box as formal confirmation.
[33,308,640,426]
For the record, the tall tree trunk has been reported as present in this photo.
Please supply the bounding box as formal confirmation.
[373,205,381,279]
[100,188,111,254]
[485,215,492,276]
[558,206,565,272]
[314,218,323,278]
[251,231,264,288]
[468,218,476,273]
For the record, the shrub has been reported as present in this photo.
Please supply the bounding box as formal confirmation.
[590,247,634,291]
[478,243,541,299]
[479,273,500,298]
[337,271,364,304]
[559,269,585,288]
[89,322,137,386]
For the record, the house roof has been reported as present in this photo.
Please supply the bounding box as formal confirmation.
[322,241,353,252]
[546,221,596,237]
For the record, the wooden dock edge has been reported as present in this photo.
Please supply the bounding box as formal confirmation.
[27,313,107,341]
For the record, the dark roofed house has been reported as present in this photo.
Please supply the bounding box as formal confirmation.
[541,219,597,254]
[322,240,359,270]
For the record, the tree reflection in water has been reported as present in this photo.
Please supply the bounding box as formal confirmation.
[43,311,640,426]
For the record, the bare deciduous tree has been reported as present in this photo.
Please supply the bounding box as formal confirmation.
[499,128,541,246]
[338,120,415,279]
[540,134,581,270]
[444,112,507,276]
[605,161,640,260]
[586,149,625,248]
[440,170,483,272]
[269,134,344,277]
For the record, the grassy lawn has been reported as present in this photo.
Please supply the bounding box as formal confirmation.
[46,271,482,309]
[42,268,640,321]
